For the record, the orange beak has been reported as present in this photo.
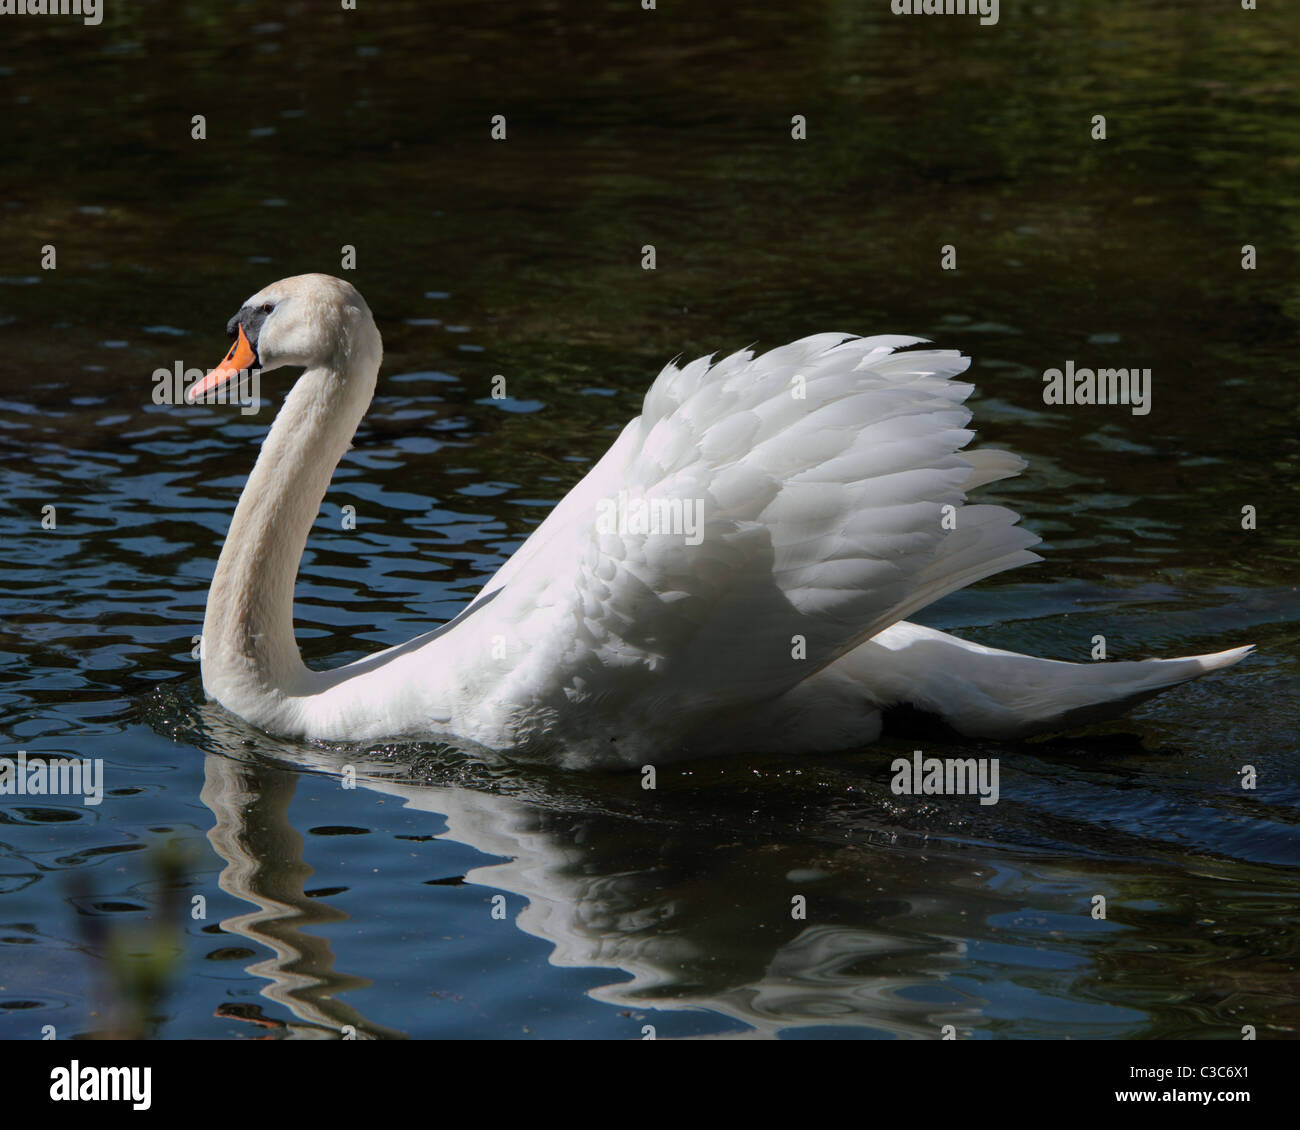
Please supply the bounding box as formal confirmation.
[187,324,258,403]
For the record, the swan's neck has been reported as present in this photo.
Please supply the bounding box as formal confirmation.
[201,352,378,725]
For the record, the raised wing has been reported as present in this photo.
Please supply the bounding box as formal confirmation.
[463,334,1040,753]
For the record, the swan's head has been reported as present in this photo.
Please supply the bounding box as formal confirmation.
[187,273,381,402]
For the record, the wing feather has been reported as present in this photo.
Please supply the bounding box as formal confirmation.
[460,335,1039,750]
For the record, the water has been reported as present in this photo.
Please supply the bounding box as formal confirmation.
[1,1,1297,1039]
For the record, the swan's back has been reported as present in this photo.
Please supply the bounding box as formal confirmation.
[411,334,1040,763]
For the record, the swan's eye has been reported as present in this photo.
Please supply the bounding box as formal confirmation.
[261,302,274,314]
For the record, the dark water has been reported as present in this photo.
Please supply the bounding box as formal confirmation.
[1,1,1297,1039]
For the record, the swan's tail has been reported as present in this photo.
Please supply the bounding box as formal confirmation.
[841,622,1253,739]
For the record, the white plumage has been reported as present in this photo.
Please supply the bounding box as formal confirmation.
[192,275,1250,767]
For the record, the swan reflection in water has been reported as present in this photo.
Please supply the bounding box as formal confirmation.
[196,704,1003,1040]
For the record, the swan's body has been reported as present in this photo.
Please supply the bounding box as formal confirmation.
[190,275,1250,768]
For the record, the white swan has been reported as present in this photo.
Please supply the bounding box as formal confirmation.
[187,274,1250,768]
